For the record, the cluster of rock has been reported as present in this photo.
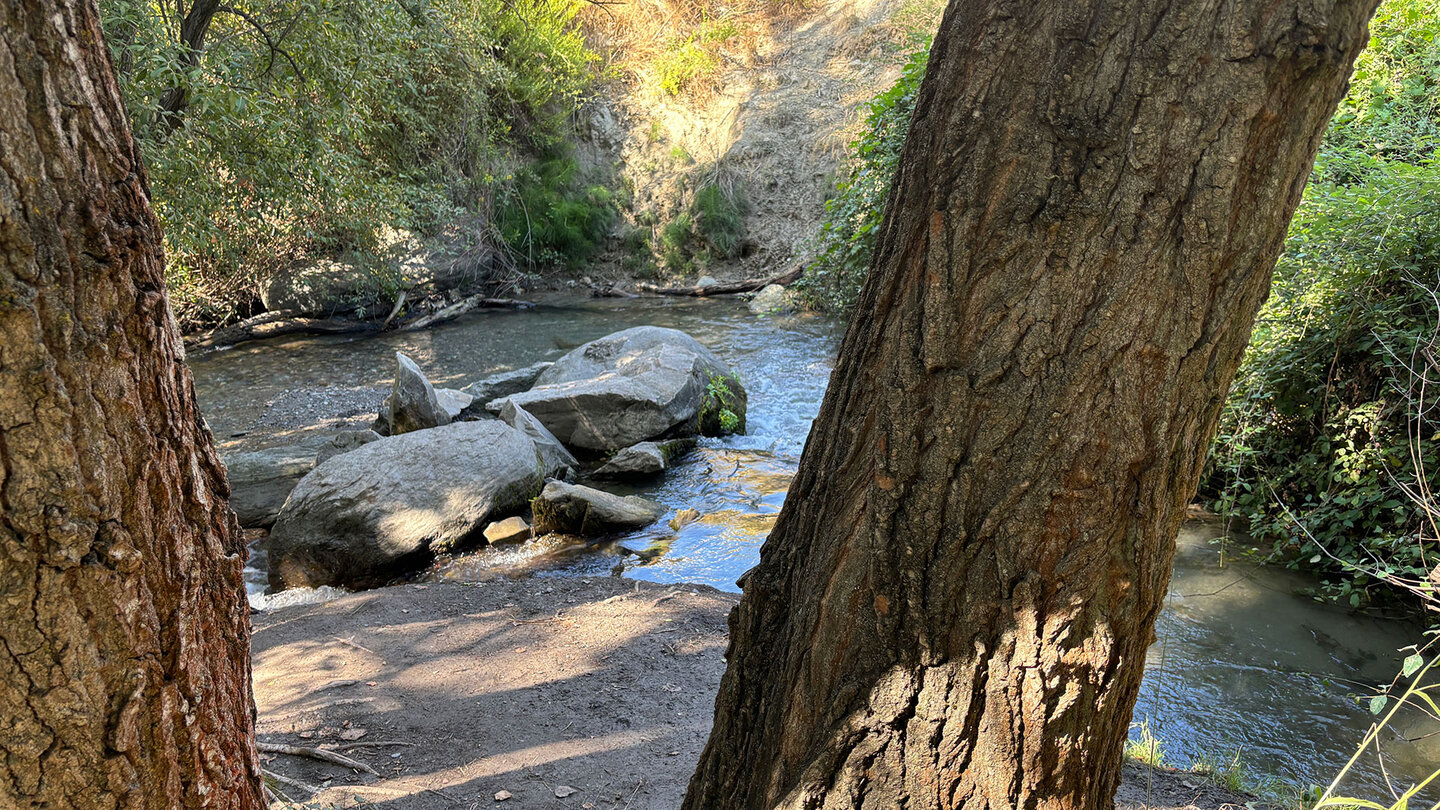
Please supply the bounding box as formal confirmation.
[226,326,746,591]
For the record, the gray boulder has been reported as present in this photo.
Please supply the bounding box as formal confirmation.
[497,401,577,478]
[315,429,382,465]
[489,327,746,452]
[748,283,796,315]
[460,362,553,410]
[531,481,665,536]
[267,421,549,589]
[593,438,696,479]
[382,352,451,435]
[223,445,320,528]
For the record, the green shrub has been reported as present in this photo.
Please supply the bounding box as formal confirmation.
[796,44,928,313]
[692,181,749,259]
[497,153,618,267]
[1202,0,1440,607]
[99,0,597,323]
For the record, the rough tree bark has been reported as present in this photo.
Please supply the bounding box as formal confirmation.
[0,1,265,807]
[684,1,1377,809]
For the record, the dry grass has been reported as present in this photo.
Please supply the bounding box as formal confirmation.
[580,0,817,102]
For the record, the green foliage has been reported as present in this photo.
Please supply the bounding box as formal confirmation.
[692,181,749,259]
[796,43,928,313]
[1203,0,1440,606]
[654,15,741,96]
[100,0,597,323]
[497,153,618,267]
[701,374,744,435]
[1124,721,1166,767]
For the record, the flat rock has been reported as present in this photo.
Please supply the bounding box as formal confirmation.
[223,444,321,528]
[435,388,474,420]
[748,283,797,315]
[531,480,665,536]
[489,327,746,452]
[268,421,548,589]
[459,362,553,412]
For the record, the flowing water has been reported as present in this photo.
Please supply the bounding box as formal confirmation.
[190,296,1437,799]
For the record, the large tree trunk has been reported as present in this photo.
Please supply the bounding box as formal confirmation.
[684,1,1377,809]
[0,1,265,807]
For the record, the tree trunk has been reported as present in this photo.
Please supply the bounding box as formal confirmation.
[683,1,1377,809]
[0,1,265,807]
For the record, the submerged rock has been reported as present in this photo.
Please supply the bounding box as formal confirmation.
[267,421,548,589]
[489,326,746,452]
[531,480,665,536]
[593,438,696,479]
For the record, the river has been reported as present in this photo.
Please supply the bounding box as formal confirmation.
[190,295,1437,800]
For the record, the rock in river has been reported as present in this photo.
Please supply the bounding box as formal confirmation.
[488,326,746,452]
[267,421,548,589]
[592,439,696,479]
[460,362,553,411]
[223,444,319,528]
[378,352,452,436]
[531,480,665,536]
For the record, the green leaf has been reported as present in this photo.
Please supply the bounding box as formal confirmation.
[1402,654,1424,678]
[1369,694,1388,714]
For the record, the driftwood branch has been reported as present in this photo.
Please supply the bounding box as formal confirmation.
[400,295,535,331]
[185,312,376,353]
[257,742,379,775]
[636,265,803,297]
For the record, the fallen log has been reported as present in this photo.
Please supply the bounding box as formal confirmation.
[399,295,535,331]
[186,312,377,353]
[635,264,803,297]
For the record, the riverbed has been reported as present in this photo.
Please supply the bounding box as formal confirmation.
[190,295,1437,799]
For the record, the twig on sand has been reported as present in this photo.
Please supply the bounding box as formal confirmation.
[258,742,379,775]
[327,740,417,752]
[263,767,320,796]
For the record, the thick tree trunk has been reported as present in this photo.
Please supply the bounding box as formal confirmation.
[684,1,1377,809]
[0,1,265,807]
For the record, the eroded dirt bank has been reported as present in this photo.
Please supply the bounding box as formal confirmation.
[252,578,1257,810]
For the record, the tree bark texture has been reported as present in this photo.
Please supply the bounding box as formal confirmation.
[0,1,265,807]
[684,1,1377,809]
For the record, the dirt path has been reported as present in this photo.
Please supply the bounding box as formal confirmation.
[252,578,1258,809]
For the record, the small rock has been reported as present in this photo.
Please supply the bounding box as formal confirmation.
[531,481,665,536]
[495,790,513,802]
[483,516,532,544]
[595,438,697,479]
[434,388,475,421]
[748,283,796,315]
[669,508,702,531]
[555,786,577,798]
[337,728,368,741]
[695,275,720,287]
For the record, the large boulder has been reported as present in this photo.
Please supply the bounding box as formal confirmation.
[223,445,320,528]
[315,429,382,465]
[748,283,797,315]
[380,353,451,435]
[488,327,746,452]
[531,481,665,536]
[267,421,549,589]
